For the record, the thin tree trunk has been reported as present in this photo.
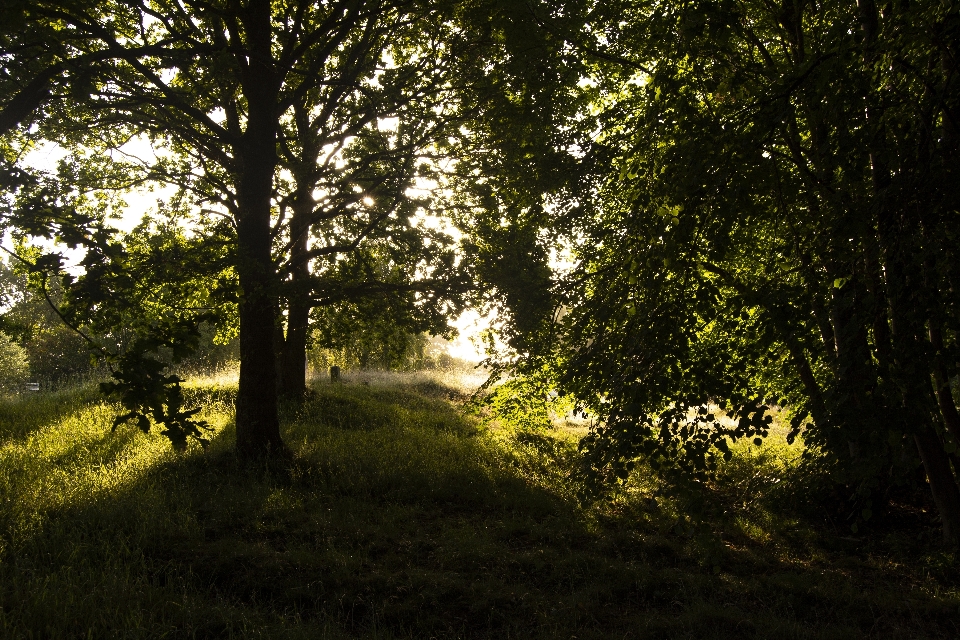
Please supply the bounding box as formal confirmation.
[864,242,892,378]
[799,252,838,372]
[876,186,960,543]
[788,342,830,429]
[278,195,313,397]
[929,321,960,445]
[854,0,960,543]
[279,301,310,395]
[914,428,960,545]
[828,269,875,460]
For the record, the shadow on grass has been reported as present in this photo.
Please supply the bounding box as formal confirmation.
[1,382,959,639]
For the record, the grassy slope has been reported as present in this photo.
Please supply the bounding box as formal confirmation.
[0,372,957,639]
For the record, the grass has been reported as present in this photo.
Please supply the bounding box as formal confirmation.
[0,371,957,638]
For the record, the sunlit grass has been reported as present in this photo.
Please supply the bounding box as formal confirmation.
[0,389,244,638]
[0,371,957,639]
[321,366,490,397]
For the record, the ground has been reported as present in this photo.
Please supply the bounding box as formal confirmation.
[0,370,957,638]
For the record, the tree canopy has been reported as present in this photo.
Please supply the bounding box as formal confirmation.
[493,0,960,543]
[1,0,591,457]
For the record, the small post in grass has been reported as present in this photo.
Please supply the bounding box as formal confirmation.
[330,366,341,383]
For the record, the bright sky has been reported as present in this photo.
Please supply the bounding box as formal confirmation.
[20,138,175,234]
[446,309,489,362]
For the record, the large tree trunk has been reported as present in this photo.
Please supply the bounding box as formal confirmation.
[234,0,285,460]
[235,175,285,458]
[235,242,284,459]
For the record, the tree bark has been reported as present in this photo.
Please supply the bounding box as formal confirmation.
[864,242,892,378]
[829,268,875,459]
[0,64,59,136]
[914,428,960,545]
[852,0,960,543]
[929,321,960,446]
[788,342,830,430]
[278,196,313,397]
[279,300,310,395]
[234,0,285,460]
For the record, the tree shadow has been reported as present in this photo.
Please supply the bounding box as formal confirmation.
[2,384,959,639]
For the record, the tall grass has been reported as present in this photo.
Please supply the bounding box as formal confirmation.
[0,371,956,639]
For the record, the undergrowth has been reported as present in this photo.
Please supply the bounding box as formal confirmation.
[0,372,957,639]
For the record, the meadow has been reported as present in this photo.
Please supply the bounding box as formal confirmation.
[0,370,957,639]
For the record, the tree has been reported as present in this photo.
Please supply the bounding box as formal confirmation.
[3,0,458,458]
[311,299,434,372]
[0,257,101,385]
[0,0,132,138]
[0,332,29,394]
[2,0,596,459]
[503,0,960,542]
[262,13,475,396]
